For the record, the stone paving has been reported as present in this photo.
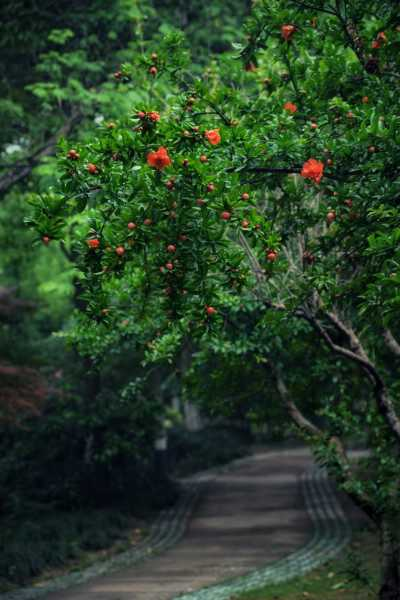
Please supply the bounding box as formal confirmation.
[174,465,352,599]
[0,447,354,600]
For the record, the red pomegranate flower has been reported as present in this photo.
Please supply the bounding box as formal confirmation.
[147,111,160,122]
[300,159,324,184]
[204,129,221,145]
[147,147,172,170]
[281,24,296,41]
[284,102,298,114]
[87,238,100,249]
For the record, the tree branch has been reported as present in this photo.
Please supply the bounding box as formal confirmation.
[290,0,374,75]
[304,311,377,379]
[238,232,266,285]
[0,112,82,199]
[59,240,74,262]
[304,310,400,446]
[270,363,322,438]
[289,0,337,16]
[325,310,371,363]
[268,359,378,523]
[239,165,341,181]
[384,329,400,358]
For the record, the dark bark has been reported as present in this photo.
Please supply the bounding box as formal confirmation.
[380,519,400,600]
[384,330,400,358]
[271,365,321,438]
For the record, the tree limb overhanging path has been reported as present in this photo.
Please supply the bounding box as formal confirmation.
[3,447,359,600]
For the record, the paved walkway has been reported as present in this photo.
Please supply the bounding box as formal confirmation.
[43,448,319,600]
[4,447,356,600]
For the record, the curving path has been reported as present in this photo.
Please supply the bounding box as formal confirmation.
[3,447,353,600]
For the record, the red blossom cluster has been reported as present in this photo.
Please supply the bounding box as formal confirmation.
[300,159,324,184]
[137,111,160,122]
[147,147,172,170]
[284,102,297,114]
[372,31,387,49]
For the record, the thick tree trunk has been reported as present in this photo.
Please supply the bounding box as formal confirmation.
[380,520,400,600]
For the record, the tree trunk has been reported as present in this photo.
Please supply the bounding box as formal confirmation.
[154,432,169,481]
[380,519,400,600]
[183,401,202,431]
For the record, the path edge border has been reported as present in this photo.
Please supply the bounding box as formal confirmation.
[173,465,352,600]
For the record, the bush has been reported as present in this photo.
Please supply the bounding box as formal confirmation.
[0,508,134,588]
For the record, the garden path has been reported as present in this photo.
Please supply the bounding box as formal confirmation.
[41,448,317,600]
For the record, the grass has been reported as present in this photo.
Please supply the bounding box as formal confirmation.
[231,528,379,600]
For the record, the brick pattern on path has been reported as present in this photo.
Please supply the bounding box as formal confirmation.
[1,447,354,600]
